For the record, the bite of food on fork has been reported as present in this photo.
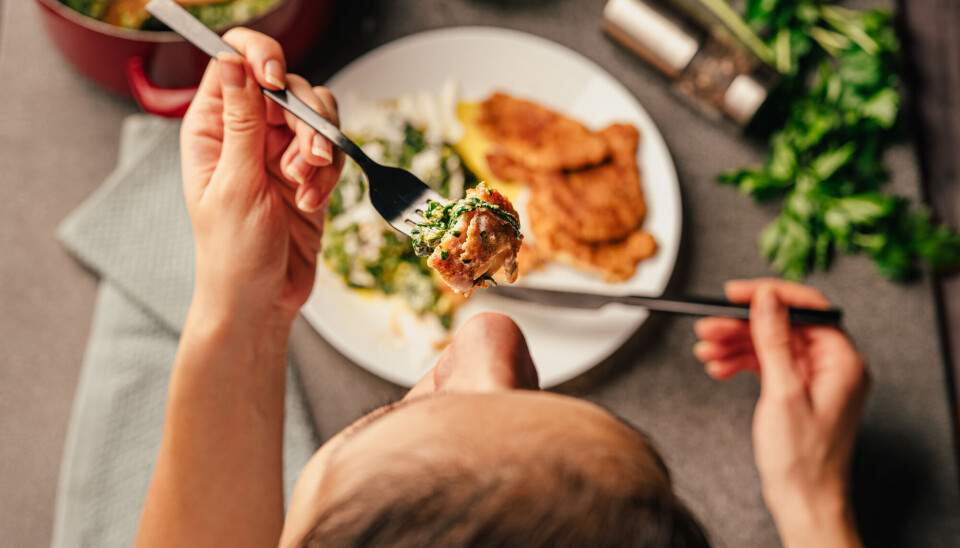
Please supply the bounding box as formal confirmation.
[412,182,523,296]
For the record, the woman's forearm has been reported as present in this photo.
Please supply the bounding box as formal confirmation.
[769,487,863,548]
[136,297,290,548]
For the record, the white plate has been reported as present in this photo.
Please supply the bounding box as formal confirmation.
[302,27,682,388]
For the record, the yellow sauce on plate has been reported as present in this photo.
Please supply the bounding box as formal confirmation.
[454,102,524,203]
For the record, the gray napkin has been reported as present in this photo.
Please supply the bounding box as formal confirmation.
[51,115,319,548]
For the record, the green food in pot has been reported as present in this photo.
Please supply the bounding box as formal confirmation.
[60,0,284,30]
[63,0,113,20]
[180,0,282,29]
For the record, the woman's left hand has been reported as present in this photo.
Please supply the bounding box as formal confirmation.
[180,28,344,328]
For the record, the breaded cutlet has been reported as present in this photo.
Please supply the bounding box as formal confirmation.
[487,123,647,243]
[527,195,657,283]
[478,93,610,172]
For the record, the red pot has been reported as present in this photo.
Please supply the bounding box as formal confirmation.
[36,0,336,117]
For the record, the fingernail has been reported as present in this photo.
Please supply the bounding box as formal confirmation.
[758,286,781,318]
[217,52,246,89]
[285,153,306,184]
[705,361,723,377]
[692,318,707,334]
[298,187,320,212]
[312,135,332,163]
[692,341,708,359]
[264,59,285,89]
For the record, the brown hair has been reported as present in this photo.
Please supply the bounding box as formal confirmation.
[301,431,709,548]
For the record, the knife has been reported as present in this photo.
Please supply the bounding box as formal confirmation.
[490,286,842,326]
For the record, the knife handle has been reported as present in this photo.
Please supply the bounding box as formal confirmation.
[616,295,842,326]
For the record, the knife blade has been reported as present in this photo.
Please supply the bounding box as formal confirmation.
[490,286,842,326]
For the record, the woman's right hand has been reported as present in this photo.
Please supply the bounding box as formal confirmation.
[179,28,343,328]
[693,279,870,548]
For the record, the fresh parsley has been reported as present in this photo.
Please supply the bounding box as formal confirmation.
[719,0,960,280]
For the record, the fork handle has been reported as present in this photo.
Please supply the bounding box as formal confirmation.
[146,0,376,170]
[262,89,375,170]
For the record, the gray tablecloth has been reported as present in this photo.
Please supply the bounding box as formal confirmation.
[1,0,958,546]
[907,0,960,409]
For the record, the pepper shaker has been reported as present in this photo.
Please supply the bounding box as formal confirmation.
[603,0,778,125]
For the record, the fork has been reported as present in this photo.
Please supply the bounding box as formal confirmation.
[146,0,444,237]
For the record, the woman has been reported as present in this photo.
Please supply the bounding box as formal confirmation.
[134,29,870,548]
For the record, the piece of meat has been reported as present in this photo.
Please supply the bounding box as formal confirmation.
[478,93,610,172]
[478,94,657,283]
[527,195,657,283]
[488,123,647,243]
[426,185,523,296]
[514,241,547,278]
[485,151,532,184]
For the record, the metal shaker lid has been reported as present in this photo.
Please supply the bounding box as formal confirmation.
[603,0,701,77]
[723,73,768,125]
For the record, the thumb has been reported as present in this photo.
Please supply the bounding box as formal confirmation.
[750,284,805,399]
[217,52,266,172]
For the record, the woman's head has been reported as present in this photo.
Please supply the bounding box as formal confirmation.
[281,313,708,548]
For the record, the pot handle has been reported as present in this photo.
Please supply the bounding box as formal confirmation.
[125,56,197,118]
